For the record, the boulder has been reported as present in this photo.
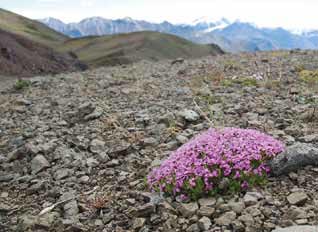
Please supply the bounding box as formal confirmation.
[269,143,318,176]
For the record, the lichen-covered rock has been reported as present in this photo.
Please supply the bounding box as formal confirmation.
[269,143,318,176]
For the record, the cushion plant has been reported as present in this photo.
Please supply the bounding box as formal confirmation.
[148,128,284,200]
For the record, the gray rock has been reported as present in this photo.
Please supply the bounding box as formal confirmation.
[243,192,264,206]
[132,218,146,230]
[238,214,254,226]
[286,206,307,220]
[134,203,156,217]
[79,175,90,183]
[287,192,308,205]
[143,137,158,147]
[186,223,200,232]
[31,154,50,174]
[269,143,318,176]
[228,201,245,213]
[295,219,308,225]
[64,200,79,218]
[198,206,215,217]
[299,134,318,143]
[0,202,11,212]
[198,216,212,231]
[176,134,188,144]
[198,197,216,207]
[78,102,95,117]
[60,191,79,219]
[178,202,199,217]
[90,139,106,154]
[171,57,184,65]
[215,211,237,226]
[55,168,71,180]
[18,212,60,230]
[0,174,17,182]
[272,226,318,232]
[86,157,99,167]
[179,109,200,122]
[84,108,103,121]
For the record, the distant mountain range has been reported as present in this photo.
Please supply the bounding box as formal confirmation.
[0,8,223,76]
[39,17,318,52]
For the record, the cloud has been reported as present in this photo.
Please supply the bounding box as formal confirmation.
[37,0,63,3]
[80,0,94,7]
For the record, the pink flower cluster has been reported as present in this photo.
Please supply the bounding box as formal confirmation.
[148,128,284,197]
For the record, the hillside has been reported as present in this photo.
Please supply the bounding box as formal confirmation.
[0,8,67,47]
[0,50,318,231]
[0,29,86,77]
[59,31,224,67]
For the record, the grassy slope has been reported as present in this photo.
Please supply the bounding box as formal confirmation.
[59,31,224,67]
[0,8,68,47]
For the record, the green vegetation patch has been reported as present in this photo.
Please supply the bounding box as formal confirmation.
[299,70,318,84]
[14,79,31,90]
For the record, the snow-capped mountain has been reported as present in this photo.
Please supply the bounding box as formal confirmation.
[38,16,318,52]
[191,17,231,32]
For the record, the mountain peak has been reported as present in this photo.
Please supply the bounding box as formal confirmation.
[39,17,65,24]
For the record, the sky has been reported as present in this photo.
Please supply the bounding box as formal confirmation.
[1,0,317,30]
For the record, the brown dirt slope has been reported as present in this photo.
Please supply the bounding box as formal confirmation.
[0,28,87,77]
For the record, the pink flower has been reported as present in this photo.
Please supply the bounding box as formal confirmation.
[148,128,285,198]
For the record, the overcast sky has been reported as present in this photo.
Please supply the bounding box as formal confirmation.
[1,0,317,29]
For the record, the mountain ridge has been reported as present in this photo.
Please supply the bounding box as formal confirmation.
[39,16,318,52]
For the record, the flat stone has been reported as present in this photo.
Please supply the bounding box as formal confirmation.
[243,192,264,206]
[143,137,158,147]
[178,202,199,217]
[198,206,215,217]
[176,135,188,144]
[287,192,308,205]
[79,175,90,183]
[134,203,156,217]
[55,168,71,180]
[272,226,318,232]
[228,201,245,213]
[286,206,307,220]
[0,174,16,182]
[215,211,237,226]
[198,197,216,207]
[179,109,200,122]
[295,219,308,225]
[31,154,50,174]
[299,134,318,143]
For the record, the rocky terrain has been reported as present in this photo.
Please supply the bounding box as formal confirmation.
[0,50,318,232]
